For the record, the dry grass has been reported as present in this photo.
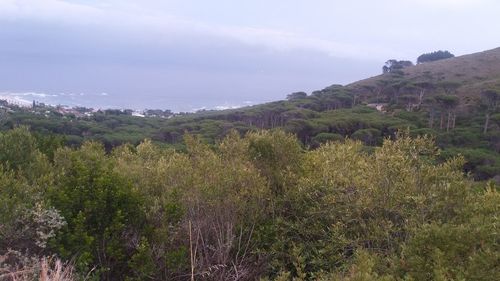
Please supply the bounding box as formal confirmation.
[0,256,75,281]
[348,47,500,98]
[39,258,74,281]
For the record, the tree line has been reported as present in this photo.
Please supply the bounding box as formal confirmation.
[382,50,455,73]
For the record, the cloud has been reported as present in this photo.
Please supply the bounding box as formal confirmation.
[403,0,496,10]
[0,0,104,24]
[2,0,497,111]
[202,25,382,60]
[407,0,491,6]
[0,0,388,60]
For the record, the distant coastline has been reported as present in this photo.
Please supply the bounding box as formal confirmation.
[0,91,260,113]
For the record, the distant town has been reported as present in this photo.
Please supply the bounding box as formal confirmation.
[0,98,178,119]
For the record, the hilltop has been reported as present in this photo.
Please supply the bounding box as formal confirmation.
[348,47,500,105]
[352,47,500,89]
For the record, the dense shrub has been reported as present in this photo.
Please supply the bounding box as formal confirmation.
[1,128,498,280]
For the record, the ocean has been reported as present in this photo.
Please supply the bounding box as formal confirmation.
[0,91,261,113]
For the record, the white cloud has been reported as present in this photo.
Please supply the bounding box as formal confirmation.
[1,0,498,63]
[406,0,491,6]
[0,0,389,60]
[210,25,389,60]
[0,0,105,24]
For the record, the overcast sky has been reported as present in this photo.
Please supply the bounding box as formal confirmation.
[1,0,499,110]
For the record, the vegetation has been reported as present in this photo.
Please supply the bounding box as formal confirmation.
[382,60,413,74]
[3,49,499,183]
[1,47,500,279]
[2,80,498,181]
[0,127,498,280]
[417,50,455,64]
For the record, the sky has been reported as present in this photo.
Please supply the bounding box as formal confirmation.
[0,0,499,111]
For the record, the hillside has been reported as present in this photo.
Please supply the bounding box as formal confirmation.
[1,48,499,181]
[1,48,500,280]
[348,47,500,105]
[353,47,500,86]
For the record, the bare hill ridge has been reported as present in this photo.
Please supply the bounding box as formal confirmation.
[347,47,500,102]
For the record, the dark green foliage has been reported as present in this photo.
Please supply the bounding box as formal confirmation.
[441,148,500,180]
[351,128,382,145]
[0,126,50,182]
[286,92,308,100]
[0,169,54,253]
[48,142,146,279]
[481,89,500,133]
[2,78,499,182]
[383,60,414,74]
[2,47,500,279]
[126,238,156,281]
[437,81,461,94]
[0,126,42,173]
[0,128,499,280]
[312,132,343,145]
[417,50,455,64]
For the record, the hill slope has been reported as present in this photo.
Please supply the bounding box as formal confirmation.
[2,48,500,180]
[347,47,500,103]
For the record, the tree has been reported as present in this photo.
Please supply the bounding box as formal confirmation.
[49,142,146,280]
[480,89,499,133]
[374,79,391,103]
[286,92,308,101]
[285,118,315,143]
[388,80,409,104]
[247,130,303,194]
[312,132,343,146]
[382,65,390,74]
[435,95,459,131]
[438,81,461,95]
[351,128,382,145]
[0,126,51,182]
[383,60,414,74]
[417,50,455,64]
[423,96,439,128]
[413,81,435,109]
[400,84,419,111]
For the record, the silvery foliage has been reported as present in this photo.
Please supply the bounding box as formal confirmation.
[28,203,66,249]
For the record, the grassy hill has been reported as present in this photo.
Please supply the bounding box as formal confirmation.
[353,47,500,87]
[348,47,500,105]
